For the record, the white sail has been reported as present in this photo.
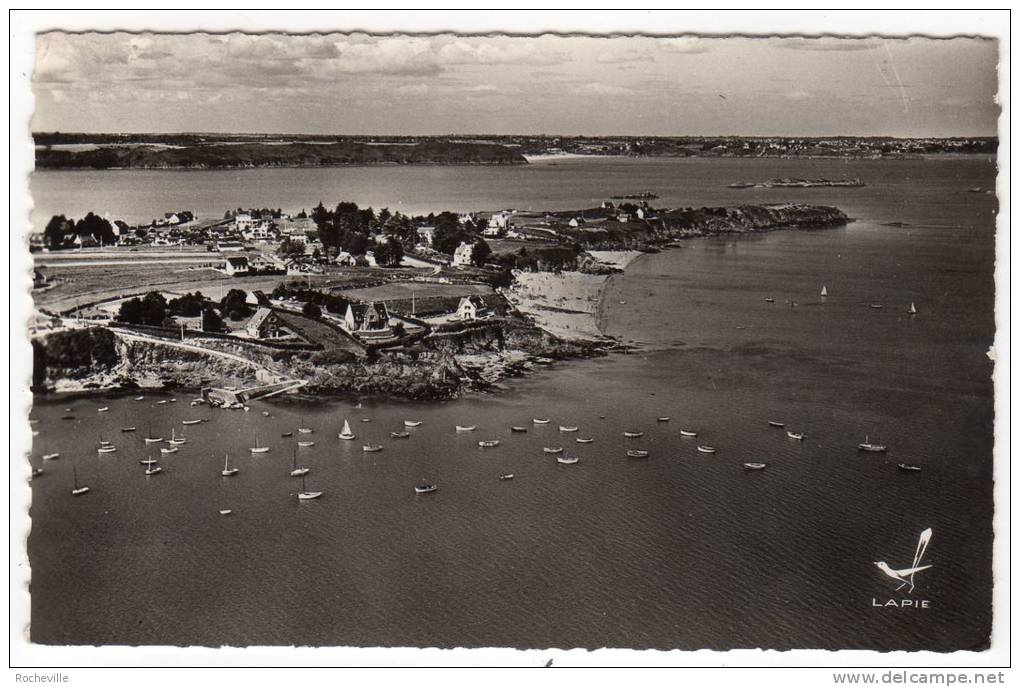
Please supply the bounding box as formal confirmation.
[821,285,828,297]
[909,302,917,314]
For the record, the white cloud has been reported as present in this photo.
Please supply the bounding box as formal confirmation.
[576,82,632,96]
[658,37,711,54]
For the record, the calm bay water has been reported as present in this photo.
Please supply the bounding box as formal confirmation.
[28,156,996,650]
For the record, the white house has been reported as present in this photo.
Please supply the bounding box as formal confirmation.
[457,295,492,321]
[224,256,250,276]
[452,241,474,267]
[416,226,436,247]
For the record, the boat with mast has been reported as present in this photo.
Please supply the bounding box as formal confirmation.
[168,428,187,445]
[122,414,137,432]
[221,454,238,476]
[290,448,310,476]
[297,417,313,434]
[559,426,579,433]
[250,432,269,453]
[338,419,356,440]
[909,302,917,315]
[821,285,828,297]
[297,475,322,500]
[145,460,163,475]
[414,480,438,494]
[857,435,887,452]
[144,423,163,444]
[97,433,116,453]
[140,455,158,466]
[71,465,89,495]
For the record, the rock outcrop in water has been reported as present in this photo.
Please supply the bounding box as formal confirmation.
[651,203,850,240]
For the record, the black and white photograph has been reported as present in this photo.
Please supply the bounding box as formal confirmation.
[10,9,1010,676]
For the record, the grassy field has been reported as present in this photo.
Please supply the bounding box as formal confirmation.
[337,282,492,302]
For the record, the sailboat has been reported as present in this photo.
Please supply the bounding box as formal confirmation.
[71,465,89,495]
[121,412,136,432]
[145,461,163,475]
[290,449,310,476]
[221,454,238,476]
[168,428,187,445]
[821,285,828,297]
[857,435,887,452]
[297,474,322,500]
[144,424,163,444]
[250,432,269,453]
[338,419,356,440]
[909,302,917,315]
[97,433,116,453]
[139,455,158,466]
[297,416,313,434]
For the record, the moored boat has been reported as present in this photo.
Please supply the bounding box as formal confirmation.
[404,420,422,427]
[97,446,117,454]
[182,419,202,425]
[499,473,515,481]
[623,431,644,438]
[362,444,383,453]
[857,435,887,452]
[140,457,158,465]
[297,441,315,447]
[786,431,806,441]
[679,430,697,437]
[160,446,178,455]
[478,440,500,448]
[909,302,917,315]
[414,481,438,494]
[697,445,717,454]
[510,426,528,433]
[219,509,233,516]
[71,466,89,495]
[657,417,670,422]
[626,450,649,458]
[575,437,594,444]
[743,462,767,470]
[290,449,310,476]
[897,463,922,472]
[557,455,579,465]
[338,419,356,440]
[768,420,785,428]
[390,431,411,439]
[456,425,477,432]
[532,418,550,425]
[543,447,564,454]
[121,426,136,432]
[168,429,187,445]
[281,431,294,438]
[559,426,579,433]
[297,475,322,500]
[42,452,60,461]
[221,454,238,476]
[764,297,775,303]
[97,407,109,413]
[870,303,884,309]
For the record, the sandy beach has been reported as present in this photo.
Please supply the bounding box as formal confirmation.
[505,251,643,341]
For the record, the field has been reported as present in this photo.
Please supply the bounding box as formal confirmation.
[336,282,493,302]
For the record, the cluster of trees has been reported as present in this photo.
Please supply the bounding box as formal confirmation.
[223,207,283,220]
[43,212,117,249]
[115,290,229,330]
[220,289,254,321]
[276,237,307,259]
[271,282,352,316]
[33,328,119,388]
[373,237,404,267]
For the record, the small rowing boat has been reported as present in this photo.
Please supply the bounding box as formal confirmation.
[557,455,579,465]
[361,418,372,423]
[160,446,178,455]
[743,462,767,470]
[510,426,528,433]
[627,450,649,458]
[414,481,438,494]
[786,431,806,441]
[768,420,785,428]
[499,473,515,481]
[43,453,60,461]
[543,447,564,454]
[362,444,383,453]
[404,420,422,427]
[897,463,922,472]
[219,509,232,516]
[456,425,477,432]
[281,431,294,438]
[390,431,411,439]
[478,440,500,448]
[657,417,670,422]
[97,446,117,454]
[575,437,594,444]
[623,431,644,438]
[297,441,315,448]
[679,430,697,437]
[97,407,109,413]
[870,303,884,310]
[134,396,145,401]
[156,400,168,406]
[532,418,550,425]
[697,445,717,454]
[182,419,202,425]
[559,426,579,433]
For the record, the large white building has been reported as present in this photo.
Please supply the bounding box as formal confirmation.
[452,241,475,267]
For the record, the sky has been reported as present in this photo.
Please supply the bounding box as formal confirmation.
[32,32,1000,137]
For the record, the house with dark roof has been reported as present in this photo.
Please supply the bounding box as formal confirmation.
[245,307,286,339]
[457,295,493,321]
[343,302,393,340]
[224,256,250,275]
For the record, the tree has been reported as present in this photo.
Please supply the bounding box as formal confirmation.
[168,291,206,317]
[302,302,322,319]
[373,237,404,267]
[43,214,71,249]
[116,291,168,326]
[75,212,116,245]
[471,238,492,267]
[220,288,251,319]
[277,237,306,258]
[343,231,369,256]
[201,306,225,332]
